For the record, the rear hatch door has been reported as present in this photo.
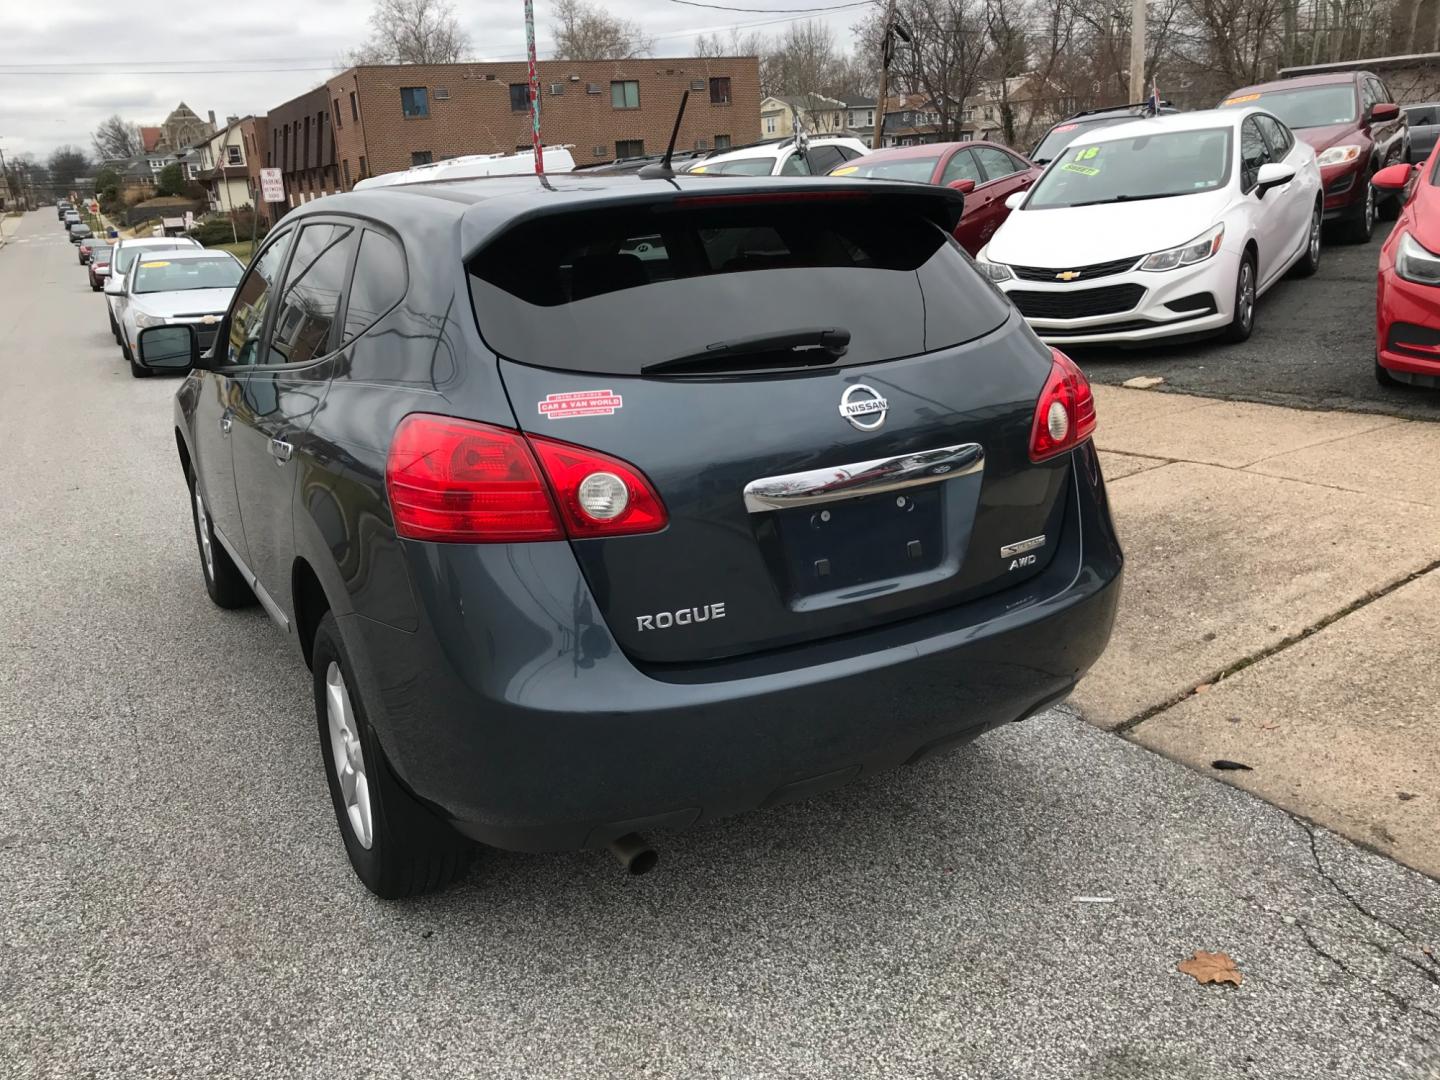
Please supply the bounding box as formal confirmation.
[469,183,1067,664]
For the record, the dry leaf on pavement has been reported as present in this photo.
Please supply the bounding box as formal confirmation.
[1178,950,1243,986]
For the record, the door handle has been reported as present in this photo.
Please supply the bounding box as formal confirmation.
[269,438,293,464]
[219,415,232,435]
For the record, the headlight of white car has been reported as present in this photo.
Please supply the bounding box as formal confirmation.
[1139,224,1225,272]
[1396,231,1440,286]
[975,260,1013,283]
[133,311,166,329]
[1316,145,1362,167]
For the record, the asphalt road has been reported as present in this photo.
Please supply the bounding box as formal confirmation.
[1077,226,1440,421]
[3,210,1440,1080]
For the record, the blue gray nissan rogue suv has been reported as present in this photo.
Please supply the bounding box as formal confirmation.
[136,172,1123,898]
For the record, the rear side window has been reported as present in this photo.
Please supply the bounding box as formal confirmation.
[266,223,357,365]
[698,158,771,176]
[469,197,1010,375]
[343,230,406,342]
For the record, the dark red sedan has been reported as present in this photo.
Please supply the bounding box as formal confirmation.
[1372,147,1440,389]
[87,243,114,292]
[830,141,1041,254]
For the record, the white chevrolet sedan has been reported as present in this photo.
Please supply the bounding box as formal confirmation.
[118,249,244,378]
[976,108,1322,346]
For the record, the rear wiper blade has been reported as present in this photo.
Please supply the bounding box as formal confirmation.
[642,327,850,375]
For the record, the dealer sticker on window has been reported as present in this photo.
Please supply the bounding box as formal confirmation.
[1061,163,1100,176]
[538,390,624,420]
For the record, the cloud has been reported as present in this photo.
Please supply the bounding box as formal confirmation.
[0,0,858,161]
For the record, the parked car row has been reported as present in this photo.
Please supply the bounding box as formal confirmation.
[84,232,244,377]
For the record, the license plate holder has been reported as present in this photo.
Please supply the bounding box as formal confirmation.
[772,487,944,598]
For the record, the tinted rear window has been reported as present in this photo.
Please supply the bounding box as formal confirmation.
[468,197,1009,375]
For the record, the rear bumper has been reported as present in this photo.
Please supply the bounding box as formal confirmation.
[342,443,1124,852]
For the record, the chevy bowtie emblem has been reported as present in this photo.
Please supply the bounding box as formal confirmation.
[1056,270,1082,281]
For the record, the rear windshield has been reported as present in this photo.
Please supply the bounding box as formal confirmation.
[835,156,939,182]
[114,243,187,273]
[1406,104,1439,126]
[468,197,1010,375]
[133,256,243,293]
[691,158,773,176]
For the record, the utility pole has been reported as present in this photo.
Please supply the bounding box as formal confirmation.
[1129,0,1146,104]
[524,0,543,175]
[873,0,898,150]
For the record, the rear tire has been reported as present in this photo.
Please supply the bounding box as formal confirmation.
[1292,203,1322,278]
[1222,253,1257,344]
[1341,179,1375,244]
[311,612,474,899]
[188,475,255,609]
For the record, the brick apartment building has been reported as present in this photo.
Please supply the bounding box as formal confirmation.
[267,85,340,210]
[323,56,761,187]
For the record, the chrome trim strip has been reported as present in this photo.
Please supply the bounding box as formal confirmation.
[743,443,984,514]
[212,524,292,632]
[1000,534,1046,558]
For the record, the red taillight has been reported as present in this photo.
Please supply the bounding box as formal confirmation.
[385,413,667,543]
[1029,348,1097,462]
[527,434,668,539]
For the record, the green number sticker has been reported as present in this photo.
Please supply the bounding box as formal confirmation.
[1076,146,1100,160]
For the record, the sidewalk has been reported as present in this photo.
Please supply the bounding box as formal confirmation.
[1076,385,1440,878]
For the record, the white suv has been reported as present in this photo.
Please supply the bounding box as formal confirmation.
[104,236,202,347]
[686,135,870,177]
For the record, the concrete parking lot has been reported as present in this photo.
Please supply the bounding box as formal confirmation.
[3,210,1439,1079]
[1080,232,1440,421]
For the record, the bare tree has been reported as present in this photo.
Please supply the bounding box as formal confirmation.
[693,28,766,59]
[91,115,143,162]
[348,0,471,65]
[48,146,91,191]
[551,0,652,60]
[763,21,840,98]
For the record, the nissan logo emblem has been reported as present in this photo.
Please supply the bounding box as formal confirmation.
[838,384,889,431]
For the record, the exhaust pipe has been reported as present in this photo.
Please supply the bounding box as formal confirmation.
[607,832,658,876]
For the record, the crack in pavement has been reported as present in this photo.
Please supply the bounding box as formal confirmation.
[1300,819,1440,986]
[1116,558,1440,735]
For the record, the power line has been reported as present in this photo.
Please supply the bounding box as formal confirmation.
[664,0,874,11]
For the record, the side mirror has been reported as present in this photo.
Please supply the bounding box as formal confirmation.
[104,273,124,295]
[1004,191,1026,210]
[1372,161,1414,190]
[1370,102,1400,124]
[1255,162,1296,196]
[947,178,976,194]
[136,325,198,374]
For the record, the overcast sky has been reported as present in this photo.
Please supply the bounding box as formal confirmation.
[0,0,865,164]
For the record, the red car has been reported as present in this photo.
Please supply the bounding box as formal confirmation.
[830,141,1041,254]
[1373,149,1440,389]
[1220,70,1407,243]
[87,243,114,292]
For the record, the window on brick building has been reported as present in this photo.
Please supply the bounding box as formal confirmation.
[615,139,645,158]
[400,87,429,118]
[342,159,351,188]
[509,83,530,112]
[350,91,359,121]
[714,134,731,150]
[611,81,640,109]
[411,151,433,166]
[359,155,367,178]
[709,77,731,105]
[333,99,343,130]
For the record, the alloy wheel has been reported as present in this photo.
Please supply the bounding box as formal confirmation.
[326,661,374,849]
[1363,182,1375,236]
[1238,262,1255,333]
[194,488,215,581]
[1308,206,1322,263]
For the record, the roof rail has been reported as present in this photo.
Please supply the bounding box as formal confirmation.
[353,146,577,189]
[1064,100,1173,120]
